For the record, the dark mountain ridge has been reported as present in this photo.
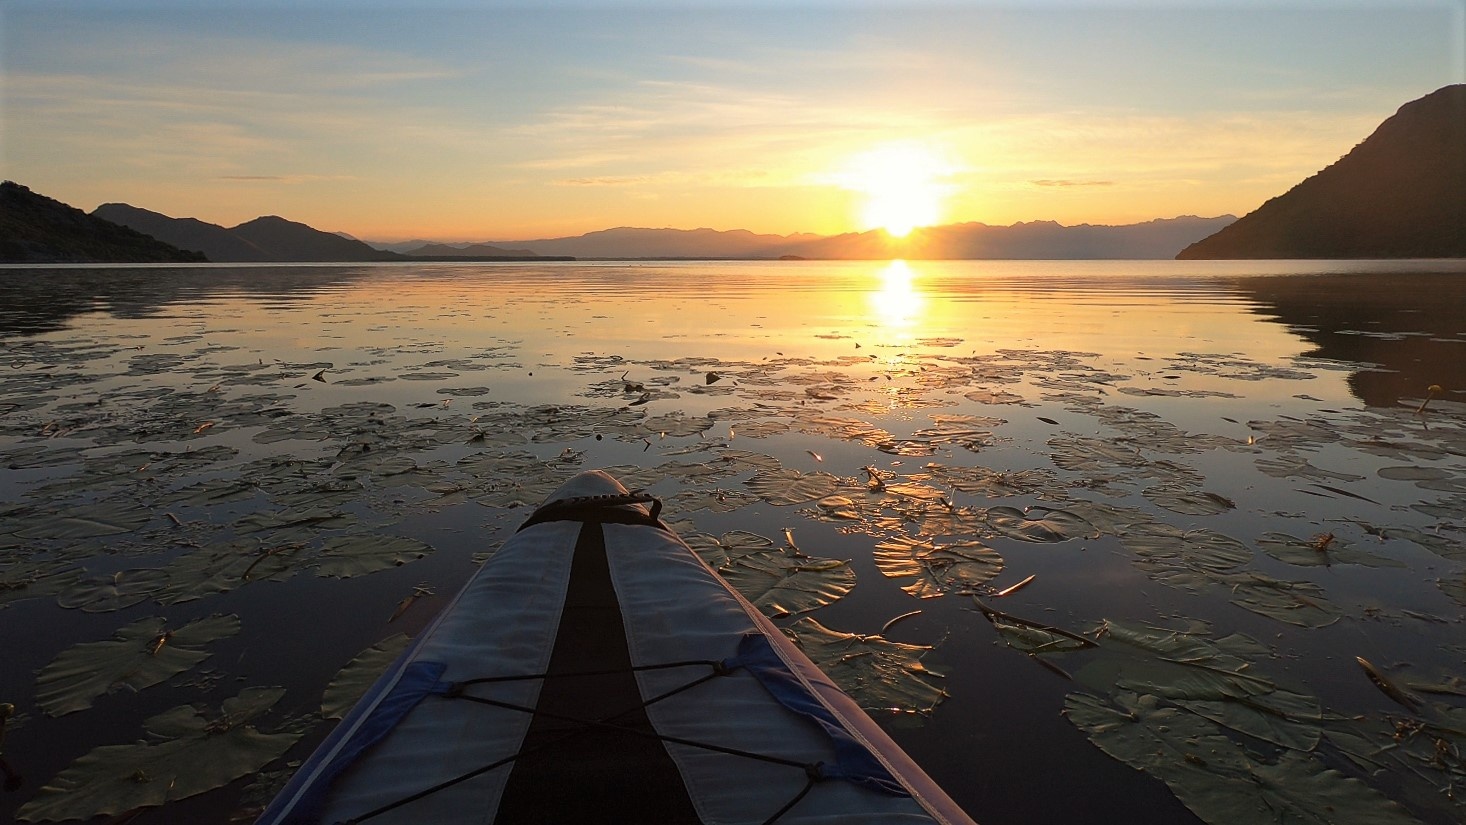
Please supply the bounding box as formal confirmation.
[0,182,204,263]
[93,204,400,262]
[465,217,1233,260]
[1179,84,1466,259]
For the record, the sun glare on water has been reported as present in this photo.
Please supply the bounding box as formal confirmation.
[837,142,955,237]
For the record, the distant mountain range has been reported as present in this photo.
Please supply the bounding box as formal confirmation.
[1180,84,1466,259]
[366,217,1236,261]
[0,182,204,263]
[6,193,1235,262]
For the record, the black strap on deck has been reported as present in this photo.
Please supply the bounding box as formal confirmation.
[492,518,699,823]
[515,491,664,531]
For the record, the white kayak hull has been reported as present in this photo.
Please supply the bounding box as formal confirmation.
[259,469,976,825]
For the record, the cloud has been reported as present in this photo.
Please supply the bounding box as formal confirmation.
[218,174,356,184]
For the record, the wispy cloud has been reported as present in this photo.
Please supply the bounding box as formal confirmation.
[1030,179,1115,187]
[219,174,356,184]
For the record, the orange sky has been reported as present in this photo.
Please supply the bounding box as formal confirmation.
[4,2,1461,241]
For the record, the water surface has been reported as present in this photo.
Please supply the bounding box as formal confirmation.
[1,260,1463,825]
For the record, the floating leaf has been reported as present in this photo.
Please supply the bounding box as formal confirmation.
[1223,572,1340,628]
[743,468,843,506]
[873,536,1003,598]
[713,545,855,618]
[807,494,861,521]
[1122,524,1252,581]
[1257,533,1405,568]
[17,687,300,822]
[8,500,154,540]
[153,540,301,604]
[322,634,412,719]
[1142,485,1235,516]
[985,506,1093,542]
[1386,526,1466,562]
[35,615,241,716]
[684,530,775,570]
[919,462,1063,500]
[313,535,433,578]
[1441,570,1466,608]
[977,600,1095,655]
[0,559,83,610]
[785,618,946,713]
[56,568,170,612]
[1065,691,1422,825]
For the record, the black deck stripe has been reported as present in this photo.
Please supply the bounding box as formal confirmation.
[493,521,703,824]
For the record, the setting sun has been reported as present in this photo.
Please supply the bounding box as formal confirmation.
[836,142,956,237]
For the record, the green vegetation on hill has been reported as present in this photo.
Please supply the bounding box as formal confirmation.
[0,182,206,263]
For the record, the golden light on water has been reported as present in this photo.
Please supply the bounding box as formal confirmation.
[869,260,925,331]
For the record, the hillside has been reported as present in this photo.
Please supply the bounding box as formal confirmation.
[0,182,205,263]
[228,216,401,261]
[94,205,400,262]
[1179,85,1466,259]
[93,203,272,261]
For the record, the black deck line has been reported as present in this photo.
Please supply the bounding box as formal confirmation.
[493,521,702,823]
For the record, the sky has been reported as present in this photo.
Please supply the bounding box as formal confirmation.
[3,1,1463,242]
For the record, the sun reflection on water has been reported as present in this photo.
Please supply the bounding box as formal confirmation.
[869,260,925,334]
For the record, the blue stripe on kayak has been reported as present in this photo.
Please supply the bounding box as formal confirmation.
[729,633,909,797]
[277,661,451,825]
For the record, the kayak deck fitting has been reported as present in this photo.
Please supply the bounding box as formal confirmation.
[258,470,977,825]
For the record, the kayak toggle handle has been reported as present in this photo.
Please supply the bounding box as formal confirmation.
[516,491,664,531]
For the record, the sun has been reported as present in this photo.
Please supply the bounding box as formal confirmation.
[836,142,954,237]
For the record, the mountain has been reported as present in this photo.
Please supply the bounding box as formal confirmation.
[489,227,823,259]
[228,215,401,261]
[0,182,205,263]
[94,204,401,262]
[1179,85,1466,259]
[404,242,541,258]
[483,217,1232,260]
[785,216,1236,260]
[93,203,272,261]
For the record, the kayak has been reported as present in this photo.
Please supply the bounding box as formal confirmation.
[258,469,977,825]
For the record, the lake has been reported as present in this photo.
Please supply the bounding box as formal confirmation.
[1,259,1464,825]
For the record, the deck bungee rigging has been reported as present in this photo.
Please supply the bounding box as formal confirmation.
[258,471,976,825]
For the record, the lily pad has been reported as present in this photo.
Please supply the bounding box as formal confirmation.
[1122,524,1252,581]
[8,500,154,540]
[313,535,433,578]
[743,469,843,506]
[873,536,1003,598]
[1441,571,1466,608]
[35,615,241,716]
[985,506,1094,542]
[684,530,775,570]
[785,618,947,713]
[710,543,855,618]
[322,633,413,719]
[153,540,302,604]
[56,568,171,612]
[1065,691,1421,825]
[17,687,300,822]
[1223,572,1340,628]
[1257,533,1405,568]
[1142,485,1235,516]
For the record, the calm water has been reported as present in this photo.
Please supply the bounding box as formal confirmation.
[1,260,1464,825]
